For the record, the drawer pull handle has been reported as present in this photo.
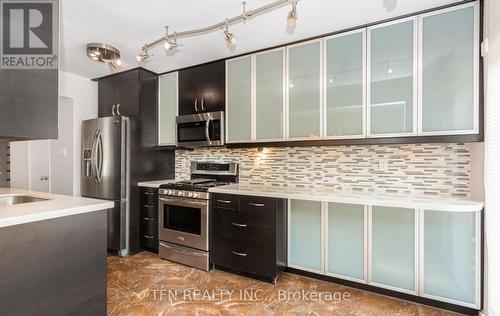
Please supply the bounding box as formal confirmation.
[144,235,155,239]
[249,203,265,207]
[232,222,247,227]
[144,217,154,221]
[144,192,154,195]
[144,205,155,208]
[232,251,247,257]
[217,199,232,204]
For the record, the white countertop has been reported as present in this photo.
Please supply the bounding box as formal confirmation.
[0,188,114,228]
[137,179,176,188]
[209,184,484,212]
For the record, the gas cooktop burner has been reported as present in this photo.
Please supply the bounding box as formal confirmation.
[159,180,232,192]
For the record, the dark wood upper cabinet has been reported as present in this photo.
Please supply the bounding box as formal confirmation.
[97,69,141,117]
[178,60,225,115]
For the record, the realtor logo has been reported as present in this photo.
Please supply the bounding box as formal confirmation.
[0,0,58,69]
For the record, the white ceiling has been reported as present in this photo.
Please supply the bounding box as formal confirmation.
[60,0,462,79]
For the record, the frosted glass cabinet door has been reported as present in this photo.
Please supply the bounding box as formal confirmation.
[158,72,178,145]
[368,19,415,135]
[256,49,285,140]
[325,31,364,137]
[371,206,415,291]
[287,41,321,139]
[226,56,252,142]
[423,210,477,305]
[421,5,477,133]
[289,200,322,271]
[327,203,364,280]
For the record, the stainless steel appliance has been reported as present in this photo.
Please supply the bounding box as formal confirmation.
[176,111,224,147]
[81,116,130,256]
[158,161,238,270]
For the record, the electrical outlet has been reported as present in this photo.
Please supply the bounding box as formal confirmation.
[378,159,388,171]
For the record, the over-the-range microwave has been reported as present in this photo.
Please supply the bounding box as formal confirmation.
[176,111,224,147]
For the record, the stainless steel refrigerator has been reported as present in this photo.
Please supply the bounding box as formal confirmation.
[81,116,130,256]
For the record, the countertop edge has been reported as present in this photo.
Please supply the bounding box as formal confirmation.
[0,201,114,228]
[208,187,484,213]
[137,179,176,188]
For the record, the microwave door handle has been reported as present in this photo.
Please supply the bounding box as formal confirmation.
[205,117,212,145]
[194,98,198,112]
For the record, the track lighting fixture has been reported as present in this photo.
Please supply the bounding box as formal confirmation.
[287,0,298,26]
[86,43,122,72]
[137,0,299,63]
[136,46,150,63]
[223,19,236,45]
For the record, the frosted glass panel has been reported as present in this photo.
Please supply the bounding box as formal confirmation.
[326,32,364,136]
[256,50,284,140]
[422,6,475,132]
[288,42,321,139]
[369,20,414,135]
[328,203,364,279]
[227,57,252,142]
[371,206,415,291]
[158,72,177,145]
[424,210,476,304]
[290,200,322,271]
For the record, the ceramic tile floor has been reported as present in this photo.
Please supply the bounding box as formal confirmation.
[107,252,461,316]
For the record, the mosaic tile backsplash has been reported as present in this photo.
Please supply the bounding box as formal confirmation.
[175,143,471,197]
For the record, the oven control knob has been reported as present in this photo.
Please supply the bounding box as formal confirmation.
[178,191,184,196]
[188,192,193,197]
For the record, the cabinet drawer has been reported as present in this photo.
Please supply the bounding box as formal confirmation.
[141,222,157,236]
[141,234,158,250]
[142,206,158,219]
[240,195,275,212]
[211,237,274,278]
[212,194,239,210]
[141,189,158,205]
[212,208,274,242]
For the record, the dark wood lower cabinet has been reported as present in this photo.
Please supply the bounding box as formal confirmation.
[139,187,159,253]
[210,193,287,283]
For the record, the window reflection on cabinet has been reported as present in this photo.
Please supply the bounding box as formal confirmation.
[325,30,365,138]
[368,18,417,137]
[287,40,322,140]
[256,49,285,141]
[419,3,478,134]
[158,72,178,146]
[226,56,252,143]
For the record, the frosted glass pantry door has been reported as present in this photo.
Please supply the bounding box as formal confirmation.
[423,210,477,305]
[226,56,252,142]
[421,4,477,133]
[327,203,364,280]
[325,31,364,137]
[371,206,415,291]
[289,200,322,271]
[158,72,178,145]
[256,49,285,140]
[287,41,321,139]
[369,19,415,135]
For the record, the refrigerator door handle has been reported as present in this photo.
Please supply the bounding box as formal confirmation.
[91,130,99,183]
[96,130,104,183]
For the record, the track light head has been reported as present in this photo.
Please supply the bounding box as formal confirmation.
[136,46,150,63]
[287,0,298,26]
[223,19,236,45]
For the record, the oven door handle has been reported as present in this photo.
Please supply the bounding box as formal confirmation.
[205,117,212,145]
[159,197,207,209]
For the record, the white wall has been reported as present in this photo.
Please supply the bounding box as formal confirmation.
[58,71,98,196]
[484,0,500,314]
[50,96,74,195]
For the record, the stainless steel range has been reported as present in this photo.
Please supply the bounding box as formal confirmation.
[158,161,238,270]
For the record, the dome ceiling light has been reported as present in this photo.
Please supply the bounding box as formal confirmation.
[136,0,299,63]
[86,43,122,72]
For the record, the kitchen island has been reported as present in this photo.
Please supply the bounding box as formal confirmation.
[209,184,484,313]
[0,188,113,316]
